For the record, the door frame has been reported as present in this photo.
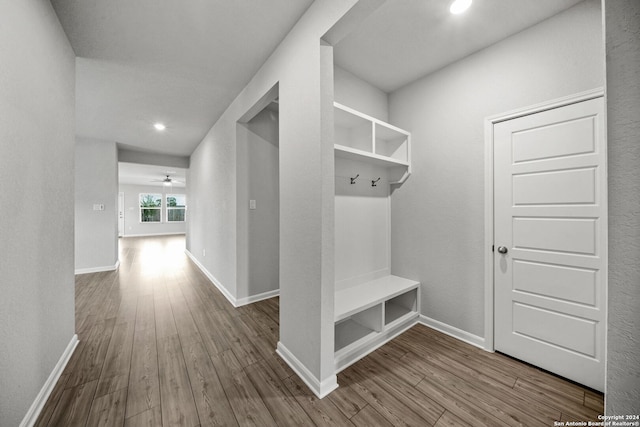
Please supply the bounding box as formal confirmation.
[483,87,605,352]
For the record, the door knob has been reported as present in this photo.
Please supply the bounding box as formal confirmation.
[497,246,508,254]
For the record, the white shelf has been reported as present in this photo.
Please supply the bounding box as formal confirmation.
[335,275,419,322]
[334,102,411,185]
[333,275,420,372]
[335,319,377,354]
[385,300,417,327]
[334,144,409,169]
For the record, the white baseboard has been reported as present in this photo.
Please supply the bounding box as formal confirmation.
[184,250,237,306]
[121,232,186,238]
[75,259,120,275]
[20,334,79,427]
[419,315,486,350]
[276,342,338,399]
[184,250,279,308]
[235,289,279,307]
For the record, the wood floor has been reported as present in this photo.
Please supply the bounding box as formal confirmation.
[36,235,603,426]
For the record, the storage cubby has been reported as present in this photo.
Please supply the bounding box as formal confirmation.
[335,304,383,354]
[334,102,411,184]
[385,288,418,326]
[334,275,420,372]
[374,122,409,163]
[334,104,373,153]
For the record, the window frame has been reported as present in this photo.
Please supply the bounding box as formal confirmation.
[139,193,163,223]
[166,193,186,223]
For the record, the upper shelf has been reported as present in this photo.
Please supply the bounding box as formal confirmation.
[334,102,412,185]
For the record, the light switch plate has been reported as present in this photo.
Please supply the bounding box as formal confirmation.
[249,200,256,210]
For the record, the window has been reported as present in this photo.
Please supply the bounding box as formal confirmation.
[140,193,162,222]
[166,194,186,222]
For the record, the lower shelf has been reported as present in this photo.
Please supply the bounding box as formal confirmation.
[385,301,413,325]
[334,311,419,373]
[334,277,420,373]
[335,319,377,354]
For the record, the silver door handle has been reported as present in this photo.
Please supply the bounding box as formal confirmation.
[497,246,508,254]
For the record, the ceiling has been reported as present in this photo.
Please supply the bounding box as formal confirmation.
[51,0,314,157]
[119,162,187,188]
[52,0,585,179]
[334,0,585,92]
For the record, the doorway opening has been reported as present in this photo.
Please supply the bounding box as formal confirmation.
[236,84,280,304]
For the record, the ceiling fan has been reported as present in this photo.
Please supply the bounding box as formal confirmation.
[151,174,183,186]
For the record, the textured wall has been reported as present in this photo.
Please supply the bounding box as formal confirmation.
[334,65,388,122]
[605,0,640,414]
[0,2,76,425]
[388,0,603,336]
[75,138,119,271]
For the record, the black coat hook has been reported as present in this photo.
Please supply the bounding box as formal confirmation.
[350,174,359,184]
[371,177,381,187]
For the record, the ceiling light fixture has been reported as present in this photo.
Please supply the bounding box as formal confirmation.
[450,0,472,14]
[153,122,166,131]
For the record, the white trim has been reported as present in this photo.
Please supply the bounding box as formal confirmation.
[419,315,485,350]
[184,250,281,308]
[184,249,237,307]
[121,232,186,238]
[20,334,79,427]
[75,260,120,275]
[485,88,605,124]
[483,88,605,352]
[276,342,338,399]
[235,289,280,307]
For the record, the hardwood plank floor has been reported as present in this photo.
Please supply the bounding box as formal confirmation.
[35,235,603,426]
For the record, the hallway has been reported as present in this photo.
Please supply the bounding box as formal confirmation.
[35,235,603,426]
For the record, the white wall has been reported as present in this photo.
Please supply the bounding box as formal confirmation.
[333,63,395,290]
[188,0,358,393]
[119,184,186,237]
[388,0,604,336]
[604,0,640,414]
[0,2,76,426]
[335,157,390,289]
[334,65,388,121]
[118,148,189,169]
[236,108,280,301]
[75,138,119,272]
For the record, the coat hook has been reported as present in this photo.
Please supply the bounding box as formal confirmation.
[371,177,381,187]
[350,174,359,184]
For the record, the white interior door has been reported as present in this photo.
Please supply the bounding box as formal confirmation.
[493,96,606,391]
[118,192,125,237]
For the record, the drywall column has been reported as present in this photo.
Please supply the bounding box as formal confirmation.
[187,0,361,396]
[276,38,337,396]
[604,0,640,414]
[0,2,76,426]
[75,138,119,273]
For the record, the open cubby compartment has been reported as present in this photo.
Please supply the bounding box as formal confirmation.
[374,122,409,163]
[334,104,373,153]
[384,287,418,326]
[334,303,383,354]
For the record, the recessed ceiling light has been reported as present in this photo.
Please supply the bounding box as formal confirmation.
[450,0,472,14]
[154,122,166,131]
